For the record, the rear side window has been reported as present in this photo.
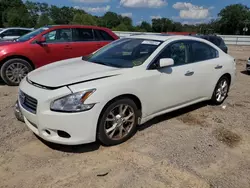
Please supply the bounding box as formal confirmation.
[72,28,94,41]
[94,29,114,41]
[191,41,218,62]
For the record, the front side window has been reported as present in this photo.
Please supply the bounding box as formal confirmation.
[85,38,162,68]
[43,29,72,43]
[72,28,94,41]
[191,41,218,62]
[156,41,191,67]
[17,26,51,42]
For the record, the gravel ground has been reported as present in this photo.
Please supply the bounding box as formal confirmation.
[0,45,250,188]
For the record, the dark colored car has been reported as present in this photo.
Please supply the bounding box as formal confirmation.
[0,25,119,86]
[198,35,228,54]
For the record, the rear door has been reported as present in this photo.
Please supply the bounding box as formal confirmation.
[190,40,222,97]
[70,28,99,58]
[93,29,116,49]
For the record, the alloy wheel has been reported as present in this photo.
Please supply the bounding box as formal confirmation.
[215,79,228,103]
[5,63,29,84]
[104,104,135,140]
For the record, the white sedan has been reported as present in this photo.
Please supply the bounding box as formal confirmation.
[16,35,236,146]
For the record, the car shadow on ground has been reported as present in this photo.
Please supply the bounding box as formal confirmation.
[138,101,208,131]
[0,79,5,85]
[241,70,249,75]
[35,135,101,153]
[36,101,208,153]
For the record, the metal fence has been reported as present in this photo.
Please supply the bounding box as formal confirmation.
[113,31,250,46]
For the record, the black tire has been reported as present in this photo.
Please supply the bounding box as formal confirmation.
[211,76,230,105]
[97,98,140,146]
[0,58,33,86]
[247,71,250,75]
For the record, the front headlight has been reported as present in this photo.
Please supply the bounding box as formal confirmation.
[50,89,96,112]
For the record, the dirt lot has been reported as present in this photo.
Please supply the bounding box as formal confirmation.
[0,45,250,188]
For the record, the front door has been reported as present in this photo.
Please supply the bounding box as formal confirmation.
[28,28,73,68]
[145,41,202,116]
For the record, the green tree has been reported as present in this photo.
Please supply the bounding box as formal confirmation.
[37,13,53,27]
[218,4,250,34]
[71,13,96,25]
[102,12,121,28]
[112,23,128,31]
[49,6,75,24]
[0,0,26,27]
[172,22,182,32]
[140,21,152,32]
[25,1,40,27]
[5,7,33,27]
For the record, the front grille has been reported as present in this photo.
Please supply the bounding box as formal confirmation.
[19,90,38,114]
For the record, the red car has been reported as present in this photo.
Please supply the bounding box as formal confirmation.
[0,25,119,86]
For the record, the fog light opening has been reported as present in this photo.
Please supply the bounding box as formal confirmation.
[57,130,71,138]
[45,130,51,135]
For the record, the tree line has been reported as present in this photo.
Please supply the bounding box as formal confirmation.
[0,0,250,35]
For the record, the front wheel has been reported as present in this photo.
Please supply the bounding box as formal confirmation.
[0,58,33,86]
[97,98,139,146]
[211,76,230,105]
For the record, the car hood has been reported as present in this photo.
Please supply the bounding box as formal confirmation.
[27,57,122,88]
[0,41,16,46]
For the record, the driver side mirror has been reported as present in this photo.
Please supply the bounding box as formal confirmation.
[36,36,46,44]
[159,58,174,68]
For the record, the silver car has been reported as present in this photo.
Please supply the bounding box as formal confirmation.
[0,27,33,41]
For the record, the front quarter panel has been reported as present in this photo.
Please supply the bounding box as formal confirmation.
[68,68,152,119]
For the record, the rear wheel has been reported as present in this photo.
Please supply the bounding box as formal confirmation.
[0,58,33,86]
[211,76,230,105]
[97,98,139,146]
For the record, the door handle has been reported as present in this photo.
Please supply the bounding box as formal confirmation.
[185,71,194,76]
[215,65,223,69]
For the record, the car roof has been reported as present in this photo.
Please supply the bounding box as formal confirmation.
[127,34,203,42]
[47,25,112,31]
[1,27,33,30]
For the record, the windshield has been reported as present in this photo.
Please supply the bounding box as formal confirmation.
[16,26,52,42]
[85,38,162,68]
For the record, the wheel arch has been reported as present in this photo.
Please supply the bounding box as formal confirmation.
[97,94,142,132]
[220,73,231,88]
[0,55,35,70]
